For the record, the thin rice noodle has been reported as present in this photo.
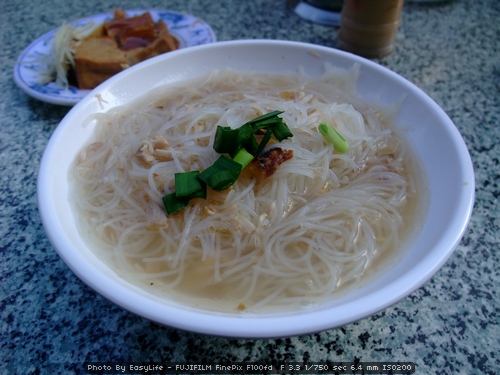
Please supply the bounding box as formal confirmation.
[71,65,422,313]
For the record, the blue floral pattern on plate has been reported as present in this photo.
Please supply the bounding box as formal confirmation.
[13,9,216,106]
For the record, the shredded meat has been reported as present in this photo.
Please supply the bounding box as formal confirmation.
[136,142,155,166]
[136,134,176,166]
[154,149,182,162]
[151,134,169,149]
[248,147,293,180]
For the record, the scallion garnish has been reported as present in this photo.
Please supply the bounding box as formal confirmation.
[162,171,207,214]
[198,155,242,190]
[213,110,291,157]
[162,111,294,214]
[318,122,349,154]
[244,110,284,126]
[247,116,281,131]
[272,119,294,142]
[213,126,239,154]
[256,129,273,155]
[162,193,189,215]
[232,148,255,169]
[206,169,239,191]
[235,124,255,149]
[174,171,205,198]
[239,136,259,157]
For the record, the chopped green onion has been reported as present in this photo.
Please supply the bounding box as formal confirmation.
[188,188,207,200]
[232,148,254,169]
[162,171,207,215]
[256,129,273,155]
[244,110,284,126]
[163,111,294,213]
[239,136,259,157]
[162,193,189,215]
[272,119,293,142]
[318,122,349,154]
[198,155,242,190]
[174,171,205,198]
[214,111,291,157]
[236,123,255,147]
[206,170,238,191]
[248,116,281,131]
[213,126,239,154]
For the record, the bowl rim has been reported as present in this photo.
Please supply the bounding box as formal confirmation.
[37,39,475,338]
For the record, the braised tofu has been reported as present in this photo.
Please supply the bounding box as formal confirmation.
[74,36,128,89]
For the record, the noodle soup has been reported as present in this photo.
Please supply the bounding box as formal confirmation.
[71,65,426,313]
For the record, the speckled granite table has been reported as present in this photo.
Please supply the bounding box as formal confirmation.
[1,0,499,374]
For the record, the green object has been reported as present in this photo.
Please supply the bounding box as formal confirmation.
[248,116,281,131]
[162,193,189,215]
[232,148,255,169]
[318,122,349,154]
[198,155,242,190]
[206,169,239,191]
[174,171,205,198]
[163,171,207,215]
[162,111,294,214]
[235,124,255,149]
[272,119,294,142]
[244,110,284,126]
[214,111,292,157]
[239,136,259,157]
[256,129,273,155]
[213,126,239,154]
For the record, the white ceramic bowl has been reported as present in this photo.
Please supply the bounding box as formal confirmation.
[37,40,474,338]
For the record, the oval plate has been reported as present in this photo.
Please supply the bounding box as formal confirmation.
[13,9,217,106]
